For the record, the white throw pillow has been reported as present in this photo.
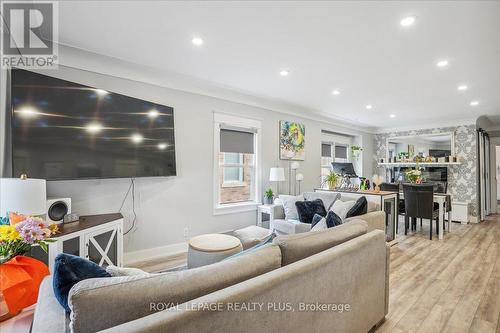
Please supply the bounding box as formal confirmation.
[278,194,304,221]
[310,217,327,231]
[330,200,356,221]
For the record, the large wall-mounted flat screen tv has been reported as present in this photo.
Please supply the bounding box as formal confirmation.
[10,68,176,180]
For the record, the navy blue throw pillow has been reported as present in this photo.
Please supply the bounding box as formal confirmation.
[325,211,343,228]
[311,213,325,228]
[295,199,327,224]
[53,253,111,312]
[345,196,368,219]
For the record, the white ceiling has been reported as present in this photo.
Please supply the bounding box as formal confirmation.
[54,1,500,130]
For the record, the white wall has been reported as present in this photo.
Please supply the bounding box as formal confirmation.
[0,46,374,260]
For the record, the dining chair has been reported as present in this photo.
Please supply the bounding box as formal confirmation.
[402,184,439,240]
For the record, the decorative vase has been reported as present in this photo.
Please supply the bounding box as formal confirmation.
[264,196,273,205]
[327,180,336,190]
[374,185,380,193]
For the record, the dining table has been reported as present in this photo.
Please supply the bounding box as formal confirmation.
[398,191,452,240]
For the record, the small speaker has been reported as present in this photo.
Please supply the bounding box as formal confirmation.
[46,198,71,224]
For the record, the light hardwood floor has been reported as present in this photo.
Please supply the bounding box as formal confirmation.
[377,211,500,333]
[132,212,500,333]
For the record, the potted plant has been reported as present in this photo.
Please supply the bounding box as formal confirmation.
[397,151,408,162]
[264,188,274,204]
[351,145,363,159]
[323,172,339,190]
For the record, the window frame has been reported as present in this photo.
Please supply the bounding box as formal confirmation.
[213,112,262,215]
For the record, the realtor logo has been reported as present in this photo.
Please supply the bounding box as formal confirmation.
[1,1,58,68]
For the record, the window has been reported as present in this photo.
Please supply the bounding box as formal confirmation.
[334,144,348,162]
[321,143,333,179]
[222,153,244,184]
[214,113,261,214]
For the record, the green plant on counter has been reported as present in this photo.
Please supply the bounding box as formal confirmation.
[323,172,339,190]
[351,146,363,159]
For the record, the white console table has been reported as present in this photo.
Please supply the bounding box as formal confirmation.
[30,213,124,273]
[314,189,398,242]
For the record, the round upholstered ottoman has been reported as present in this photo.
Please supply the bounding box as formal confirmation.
[187,234,243,268]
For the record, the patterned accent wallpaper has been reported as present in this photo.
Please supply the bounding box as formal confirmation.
[373,124,478,218]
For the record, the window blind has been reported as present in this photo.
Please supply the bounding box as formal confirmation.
[220,129,254,154]
[334,145,348,159]
[321,143,332,157]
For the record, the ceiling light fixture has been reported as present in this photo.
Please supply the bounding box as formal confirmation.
[470,100,479,106]
[390,114,396,118]
[457,85,468,91]
[279,69,289,77]
[331,90,340,96]
[191,37,204,46]
[436,59,449,68]
[157,143,168,150]
[148,109,159,118]
[365,104,373,110]
[131,133,144,143]
[95,89,108,96]
[85,122,103,134]
[400,16,416,27]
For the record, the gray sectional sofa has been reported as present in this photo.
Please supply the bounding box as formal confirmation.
[32,214,389,333]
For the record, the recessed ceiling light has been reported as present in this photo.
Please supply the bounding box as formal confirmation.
[390,114,396,118]
[148,109,159,118]
[331,90,340,96]
[400,16,416,27]
[85,122,103,134]
[16,107,39,118]
[436,59,449,68]
[191,37,204,46]
[157,143,168,150]
[457,85,468,91]
[365,104,373,110]
[131,133,144,143]
[95,89,108,96]
[470,100,479,106]
[279,69,289,77]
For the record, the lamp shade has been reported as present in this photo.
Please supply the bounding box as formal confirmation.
[295,173,304,181]
[269,167,285,182]
[0,178,47,217]
[290,161,300,170]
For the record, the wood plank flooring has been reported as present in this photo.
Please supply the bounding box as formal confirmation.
[131,211,500,333]
[377,211,500,333]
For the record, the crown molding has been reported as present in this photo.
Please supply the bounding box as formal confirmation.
[374,117,478,134]
[53,43,376,135]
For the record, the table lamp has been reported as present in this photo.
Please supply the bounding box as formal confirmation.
[269,167,285,196]
[0,176,47,218]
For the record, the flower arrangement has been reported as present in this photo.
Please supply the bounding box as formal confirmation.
[406,168,422,183]
[0,216,58,264]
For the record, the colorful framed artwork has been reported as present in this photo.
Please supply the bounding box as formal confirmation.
[279,120,305,160]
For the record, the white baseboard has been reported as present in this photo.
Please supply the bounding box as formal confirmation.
[124,242,188,265]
